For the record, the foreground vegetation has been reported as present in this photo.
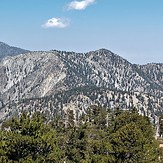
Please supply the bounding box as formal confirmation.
[0,106,161,162]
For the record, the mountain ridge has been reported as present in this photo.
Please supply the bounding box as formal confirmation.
[0,43,163,133]
[0,41,30,59]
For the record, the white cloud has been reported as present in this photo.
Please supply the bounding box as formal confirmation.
[67,0,96,10]
[42,17,70,28]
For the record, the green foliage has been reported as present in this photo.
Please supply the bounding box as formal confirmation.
[112,111,159,162]
[0,112,62,162]
[0,106,160,162]
[112,123,147,162]
[65,127,88,162]
[114,111,154,139]
[159,145,163,162]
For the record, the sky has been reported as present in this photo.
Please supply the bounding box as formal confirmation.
[0,0,163,64]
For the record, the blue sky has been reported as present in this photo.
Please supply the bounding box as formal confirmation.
[0,0,163,64]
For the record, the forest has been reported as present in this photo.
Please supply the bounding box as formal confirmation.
[0,106,162,162]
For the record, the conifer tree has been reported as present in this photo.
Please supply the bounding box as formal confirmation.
[0,112,63,162]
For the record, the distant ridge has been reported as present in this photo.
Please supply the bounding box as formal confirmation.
[0,44,163,131]
[0,41,30,59]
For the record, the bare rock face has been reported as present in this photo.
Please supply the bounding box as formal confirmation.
[0,48,163,127]
[0,51,67,105]
[136,63,163,90]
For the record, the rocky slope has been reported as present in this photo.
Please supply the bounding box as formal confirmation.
[0,48,163,132]
[0,86,162,137]
[136,63,163,90]
[0,41,29,59]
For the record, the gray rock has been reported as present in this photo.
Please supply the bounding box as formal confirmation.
[0,48,163,130]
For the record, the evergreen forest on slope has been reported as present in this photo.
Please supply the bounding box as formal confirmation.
[0,105,162,162]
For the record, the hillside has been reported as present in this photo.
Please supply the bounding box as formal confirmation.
[0,48,163,133]
[0,41,30,59]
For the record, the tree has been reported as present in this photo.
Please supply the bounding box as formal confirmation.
[0,112,63,162]
[111,111,159,163]
[86,127,115,163]
[114,111,154,140]
[65,126,88,162]
[111,122,147,162]
[0,106,160,162]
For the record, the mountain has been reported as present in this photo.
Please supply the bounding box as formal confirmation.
[0,48,163,133]
[0,41,30,59]
[136,63,163,90]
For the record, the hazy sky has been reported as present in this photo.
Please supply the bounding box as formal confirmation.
[0,0,163,64]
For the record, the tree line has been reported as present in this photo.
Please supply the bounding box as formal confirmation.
[0,106,162,162]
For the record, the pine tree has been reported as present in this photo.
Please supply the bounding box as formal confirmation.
[0,112,63,162]
[111,111,159,163]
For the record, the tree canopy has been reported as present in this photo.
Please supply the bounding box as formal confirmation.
[0,106,160,162]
